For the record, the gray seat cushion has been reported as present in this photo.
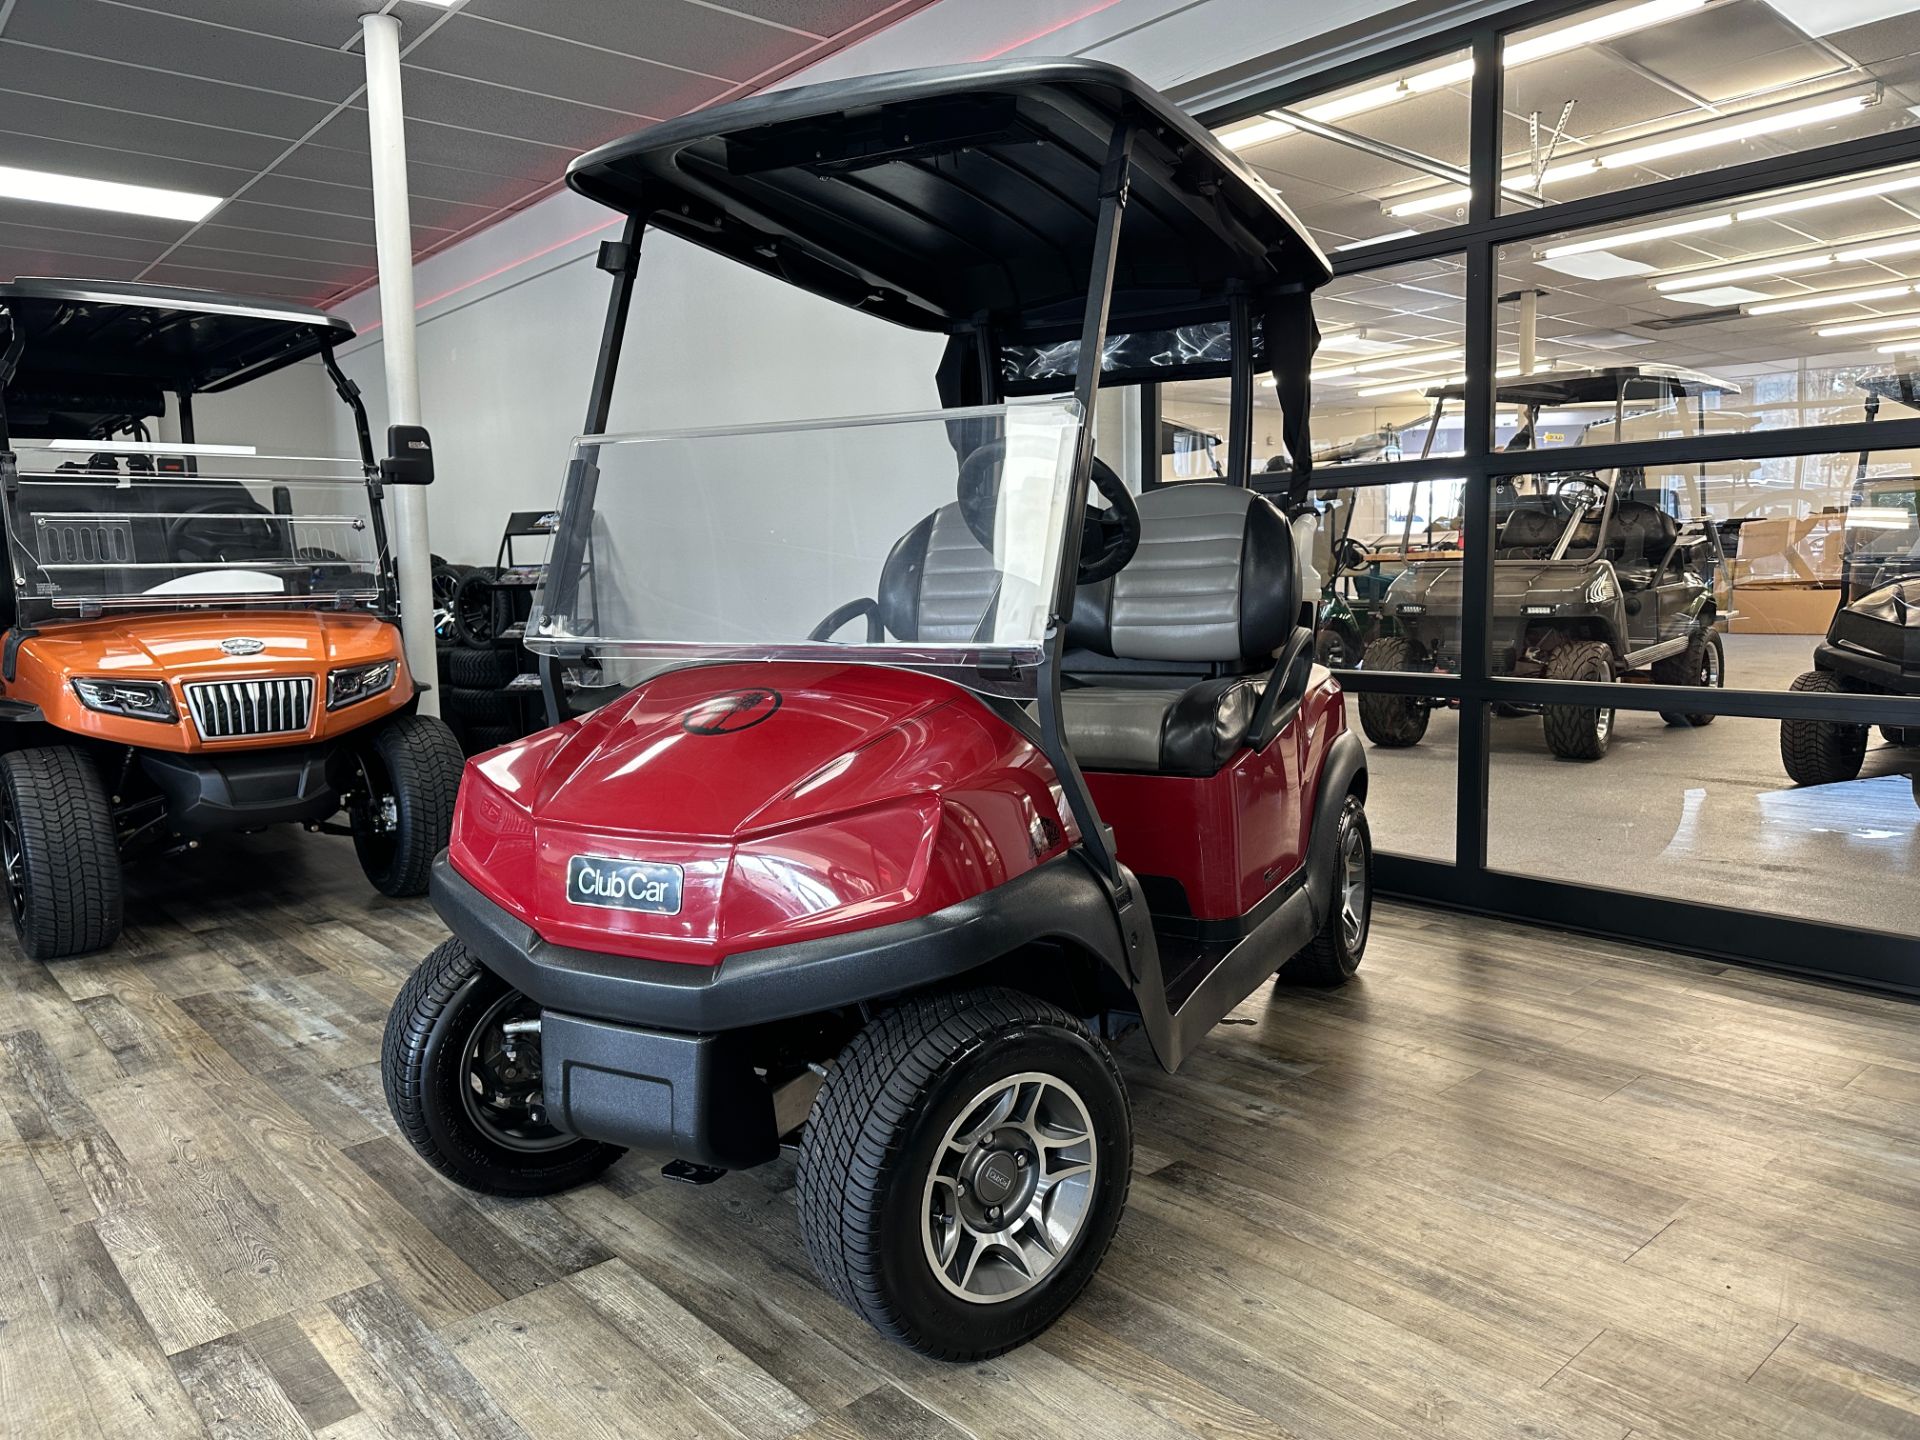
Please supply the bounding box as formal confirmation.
[1055,674,1265,775]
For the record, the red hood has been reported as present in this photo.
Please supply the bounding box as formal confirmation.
[449,661,1071,965]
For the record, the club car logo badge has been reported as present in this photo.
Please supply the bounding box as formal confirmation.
[219,637,267,656]
[681,688,781,735]
[567,856,683,915]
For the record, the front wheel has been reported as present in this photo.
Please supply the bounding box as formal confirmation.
[1542,640,1616,760]
[0,747,121,960]
[797,988,1131,1361]
[1654,628,1724,727]
[1280,793,1371,987]
[1356,636,1431,747]
[1781,671,1867,786]
[382,940,624,1195]
[350,713,464,897]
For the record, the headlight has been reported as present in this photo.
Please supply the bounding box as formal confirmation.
[71,677,175,722]
[327,660,397,710]
[1397,603,1426,614]
[1585,572,1617,605]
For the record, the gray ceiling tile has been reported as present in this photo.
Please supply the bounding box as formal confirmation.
[0,91,287,171]
[712,0,922,37]
[189,222,375,265]
[0,42,334,138]
[142,259,332,299]
[6,0,365,104]
[0,220,171,263]
[109,0,449,49]
[0,246,151,282]
[210,198,445,250]
[303,110,577,183]
[238,173,493,232]
[401,24,725,119]
[0,196,192,242]
[0,130,246,197]
[457,1,810,82]
[386,67,653,150]
[164,243,367,288]
[273,144,539,210]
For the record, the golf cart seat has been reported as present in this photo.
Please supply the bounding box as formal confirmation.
[1496,506,1562,559]
[1606,500,1676,588]
[1058,483,1304,776]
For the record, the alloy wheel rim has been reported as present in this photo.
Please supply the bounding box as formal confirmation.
[1702,642,1720,687]
[461,992,570,1153]
[1596,706,1613,743]
[0,787,23,925]
[922,1072,1097,1304]
[1340,823,1368,950]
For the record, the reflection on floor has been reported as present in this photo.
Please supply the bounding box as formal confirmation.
[3,833,1920,1440]
[2,830,1917,1438]
[1354,633,1920,935]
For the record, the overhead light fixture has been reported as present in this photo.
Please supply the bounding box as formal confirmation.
[1815,310,1920,337]
[1315,344,1464,379]
[1335,229,1420,251]
[1835,235,1920,264]
[1535,94,1872,189]
[0,164,220,222]
[1654,253,1836,291]
[1220,0,1707,152]
[1540,213,1733,260]
[1744,281,1916,315]
[1387,187,1474,218]
[1736,172,1920,221]
[1354,365,1520,399]
[1877,338,1920,352]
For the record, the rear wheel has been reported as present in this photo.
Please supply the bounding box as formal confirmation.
[431,563,470,641]
[383,940,624,1195]
[1542,641,1616,760]
[350,713,464,897]
[452,570,500,648]
[1356,636,1431,747]
[1281,793,1370,987]
[0,747,121,960]
[1654,627,1723,727]
[1781,671,1868,786]
[797,988,1131,1361]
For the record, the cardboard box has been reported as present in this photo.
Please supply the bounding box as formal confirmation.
[1732,515,1847,587]
[1729,584,1841,635]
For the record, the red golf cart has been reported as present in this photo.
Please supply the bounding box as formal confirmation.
[383,59,1367,1360]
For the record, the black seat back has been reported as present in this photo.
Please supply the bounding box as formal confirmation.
[875,502,1000,642]
[1496,505,1563,559]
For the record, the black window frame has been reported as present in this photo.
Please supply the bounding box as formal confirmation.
[1189,0,1920,994]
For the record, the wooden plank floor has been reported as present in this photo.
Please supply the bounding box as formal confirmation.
[1,827,1917,1439]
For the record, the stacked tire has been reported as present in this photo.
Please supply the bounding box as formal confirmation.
[432,560,532,757]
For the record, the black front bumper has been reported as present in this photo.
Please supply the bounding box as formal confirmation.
[1815,641,1920,694]
[140,744,349,835]
[430,852,1126,1169]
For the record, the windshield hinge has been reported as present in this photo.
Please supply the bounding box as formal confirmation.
[597,239,638,276]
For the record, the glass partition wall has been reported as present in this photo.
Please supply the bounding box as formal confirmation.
[1200,0,1920,991]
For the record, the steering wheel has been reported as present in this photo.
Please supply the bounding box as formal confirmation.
[1552,473,1606,511]
[956,441,1141,584]
[165,499,281,565]
[1332,536,1371,575]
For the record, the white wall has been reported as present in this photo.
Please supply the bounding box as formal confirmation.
[157,358,341,458]
[325,0,1417,566]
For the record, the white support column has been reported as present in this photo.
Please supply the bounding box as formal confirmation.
[361,11,439,716]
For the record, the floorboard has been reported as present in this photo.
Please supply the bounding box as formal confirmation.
[0,826,1912,1439]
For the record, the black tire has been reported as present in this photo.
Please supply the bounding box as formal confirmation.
[0,747,121,960]
[1654,627,1724,727]
[383,939,623,1195]
[1356,636,1431,747]
[797,987,1131,1361]
[452,570,499,648]
[1315,622,1361,669]
[350,713,464,897]
[1280,794,1371,987]
[461,724,521,755]
[446,645,520,690]
[1781,671,1867,786]
[441,684,520,728]
[1542,641,1616,760]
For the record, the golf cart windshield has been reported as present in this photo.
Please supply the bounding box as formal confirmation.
[6,444,384,621]
[528,401,1082,695]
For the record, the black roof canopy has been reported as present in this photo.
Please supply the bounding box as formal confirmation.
[567,59,1330,342]
[1427,365,1740,407]
[0,279,353,439]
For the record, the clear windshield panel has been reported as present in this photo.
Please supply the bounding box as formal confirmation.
[6,444,383,619]
[529,401,1083,695]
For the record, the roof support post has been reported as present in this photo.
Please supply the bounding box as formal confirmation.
[360,11,438,717]
[1227,291,1254,487]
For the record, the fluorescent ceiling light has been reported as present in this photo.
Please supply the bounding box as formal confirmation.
[1388,187,1473,217]
[1877,338,1920,352]
[1316,345,1464,379]
[1534,95,1871,188]
[0,164,220,222]
[1335,228,1419,251]
[1816,311,1920,336]
[1541,214,1733,259]
[1666,285,1772,306]
[1355,365,1519,399]
[1736,172,1920,221]
[1744,281,1916,315]
[46,439,256,456]
[1835,235,1920,263]
[1654,253,1836,291]
[1219,0,1706,152]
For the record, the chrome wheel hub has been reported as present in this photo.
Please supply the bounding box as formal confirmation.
[1595,706,1613,743]
[1340,824,1368,951]
[922,1072,1096,1304]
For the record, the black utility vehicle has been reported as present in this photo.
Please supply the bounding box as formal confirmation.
[1781,374,1920,784]
[1359,366,1732,760]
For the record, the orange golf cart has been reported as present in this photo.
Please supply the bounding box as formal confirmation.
[0,279,461,958]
